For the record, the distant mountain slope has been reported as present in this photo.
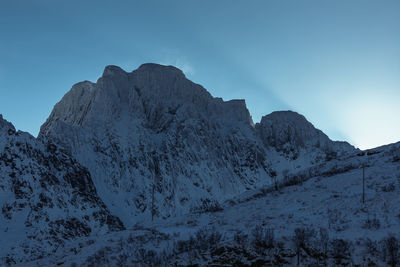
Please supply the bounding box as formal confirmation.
[256,110,354,159]
[39,63,356,226]
[256,111,356,174]
[0,115,124,265]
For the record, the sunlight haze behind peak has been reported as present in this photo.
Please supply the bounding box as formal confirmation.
[0,0,399,150]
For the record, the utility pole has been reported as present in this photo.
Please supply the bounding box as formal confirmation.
[151,182,155,221]
[255,142,258,164]
[362,163,365,204]
[151,152,159,222]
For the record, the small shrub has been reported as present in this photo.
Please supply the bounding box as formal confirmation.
[319,227,329,257]
[174,239,192,253]
[364,238,379,257]
[251,225,275,254]
[292,227,316,265]
[234,230,248,248]
[363,215,381,230]
[325,150,337,161]
[195,228,210,250]
[381,235,399,267]
[251,225,265,253]
[330,239,352,265]
[189,227,224,252]
[209,228,223,249]
[382,183,396,192]
[190,199,223,214]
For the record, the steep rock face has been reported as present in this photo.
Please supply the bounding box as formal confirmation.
[39,64,356,226]
[256,111,355,163]
[0,115,124,264]
[40,64,253,132]
[40,64,269,226]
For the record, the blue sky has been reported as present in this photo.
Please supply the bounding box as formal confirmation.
[0,0,399,149]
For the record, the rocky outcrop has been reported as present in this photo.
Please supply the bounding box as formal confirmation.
[0,115,124,264]
[256,111,355,161]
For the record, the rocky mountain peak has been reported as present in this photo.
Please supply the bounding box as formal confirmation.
[257,110,325,140]
[260,110,309,124]
[257,110,324,144]
[0,114,15,135]
[102,65,127,77]
[40,63,254,136]
[256,110,355,160]
[137,63,185,76]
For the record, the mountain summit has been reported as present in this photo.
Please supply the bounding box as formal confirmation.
[256,111,354,160]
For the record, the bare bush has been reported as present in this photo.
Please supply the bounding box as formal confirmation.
[251,225,275,253]
[292,227,316,265]
[190,199,223,213]
[331,239,352,265]
[382,183,396,192]
[364,238,379,258]
[381,235,399,267]
[234,230,248,248]
[363,215,381,230]
[319,227,329,259]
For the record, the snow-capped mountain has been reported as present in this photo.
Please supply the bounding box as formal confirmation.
[0,115,124,264]
[39,63,356,227]
[3,63,399,266]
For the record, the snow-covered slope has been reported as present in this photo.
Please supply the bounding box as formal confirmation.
[39,64,356,227]
[0,115,124,265]
[28,141,400,266]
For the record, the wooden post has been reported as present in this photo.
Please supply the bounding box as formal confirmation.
[151,183,155,221]
[151,152,159,222]
[362,164,365,204]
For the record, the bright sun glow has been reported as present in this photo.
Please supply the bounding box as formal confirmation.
[340,92,400,150]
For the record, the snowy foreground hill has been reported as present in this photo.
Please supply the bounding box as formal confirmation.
[29,142,400,266]
[1,64,400,266]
